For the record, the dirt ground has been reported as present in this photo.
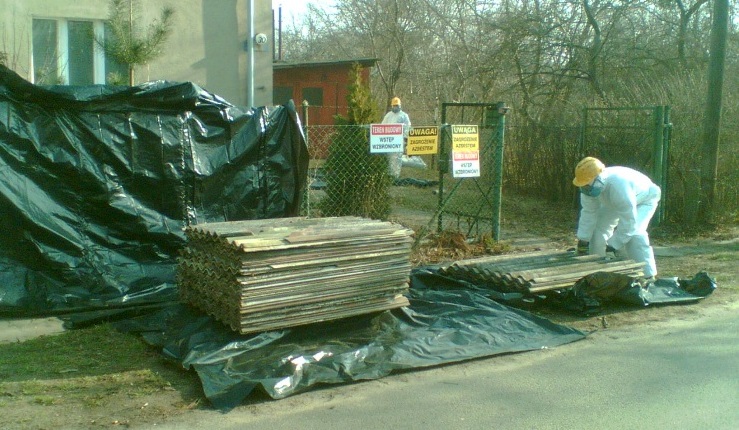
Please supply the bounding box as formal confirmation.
[1,220,736,429]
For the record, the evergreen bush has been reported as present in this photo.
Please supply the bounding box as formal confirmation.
[319,64,391,220]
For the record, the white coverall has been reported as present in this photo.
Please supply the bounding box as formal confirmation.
[381,109,411,178]
[576,166,662,277]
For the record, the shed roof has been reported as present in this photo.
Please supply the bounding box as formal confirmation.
[273,58,379,70]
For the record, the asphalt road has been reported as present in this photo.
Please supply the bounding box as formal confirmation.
[153,303,739,430]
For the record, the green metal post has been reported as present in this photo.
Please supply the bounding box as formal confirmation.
[661,106,671,223]
[437,124,450,233]
[491,102,507,241]
[579,107,588,157]
[652,106,664,185]
[652,106,664,227]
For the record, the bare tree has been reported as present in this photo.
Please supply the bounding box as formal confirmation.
[278,0,737,219]
[675,0,711,67]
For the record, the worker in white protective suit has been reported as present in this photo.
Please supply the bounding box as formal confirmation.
[381,96,411,178]
[572,157,662,279]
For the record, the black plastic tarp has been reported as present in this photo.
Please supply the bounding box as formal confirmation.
[110,265,717,410]
[0,65,308,314]
[115,268,587,409]
[547,271,717,315]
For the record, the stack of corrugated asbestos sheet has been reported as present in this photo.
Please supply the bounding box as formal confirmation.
[438,250,645,294]
[177,216,414,334]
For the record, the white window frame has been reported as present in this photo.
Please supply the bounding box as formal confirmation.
[32,18,107,85]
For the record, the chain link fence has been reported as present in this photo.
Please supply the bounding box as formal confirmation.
[300,122,505,237]
[301,125,388,220]
[301,124,437,226]
[300,112,737,232]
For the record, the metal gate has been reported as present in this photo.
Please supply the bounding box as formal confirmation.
[578,106,672,224]
[430,102,509,240]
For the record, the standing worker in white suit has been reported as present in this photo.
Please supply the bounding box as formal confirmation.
[381,97,411,179]
[572,157,662,279]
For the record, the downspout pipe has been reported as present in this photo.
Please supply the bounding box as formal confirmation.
[247,0,255,108]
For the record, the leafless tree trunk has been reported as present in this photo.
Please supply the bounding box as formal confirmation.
[675,0,710,68]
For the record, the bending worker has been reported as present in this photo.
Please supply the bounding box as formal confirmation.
[572,157,662,279]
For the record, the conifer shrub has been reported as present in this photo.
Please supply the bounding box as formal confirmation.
[319,64,391,220]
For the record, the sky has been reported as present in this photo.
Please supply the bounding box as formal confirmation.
[272,0,314,21]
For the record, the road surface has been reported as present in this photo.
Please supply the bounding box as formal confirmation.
[154,303,739,429]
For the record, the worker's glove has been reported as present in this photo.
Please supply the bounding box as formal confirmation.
[576,240,589,256]
[614,247,629,259]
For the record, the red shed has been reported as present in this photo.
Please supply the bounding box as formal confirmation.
[273,58,378,126]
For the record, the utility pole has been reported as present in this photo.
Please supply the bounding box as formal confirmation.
[698,0,729,223]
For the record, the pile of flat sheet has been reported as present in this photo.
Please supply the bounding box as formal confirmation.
[439,250,644,294]
[177,216,414,334]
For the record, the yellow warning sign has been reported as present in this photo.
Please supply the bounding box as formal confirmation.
[407,126,439,155]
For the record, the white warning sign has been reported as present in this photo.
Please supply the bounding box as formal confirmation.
[370,123,404,153]
[451,125,480,177]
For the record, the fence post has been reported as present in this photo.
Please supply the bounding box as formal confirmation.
[652,106,665,227]
[660,106,671,224]
[437,124,451,233]
[491,102,508,241]
[301,100,310,217]
[579,107,588,157]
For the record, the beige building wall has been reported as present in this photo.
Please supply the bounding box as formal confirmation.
[0,0,273,107]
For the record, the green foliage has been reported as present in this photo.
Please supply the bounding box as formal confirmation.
[0,51,7,66]
[343,64,378,125]
[97,0,175,85]
[106,71,127,86]
[320,64,391,220]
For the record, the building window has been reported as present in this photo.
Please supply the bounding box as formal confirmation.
[32,18,126,85]
[67,20,95,85]
[32,19,59,84]
[273,86,293,106]
[302,87,323,107]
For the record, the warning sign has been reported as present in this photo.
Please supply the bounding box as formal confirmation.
[407,126,438,155]
[451,125,480,178]
[370,123,404,153]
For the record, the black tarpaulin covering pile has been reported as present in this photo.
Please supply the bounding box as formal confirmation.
[547,271,717,315]
[0,65,308,314]
[116,267,586,409]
